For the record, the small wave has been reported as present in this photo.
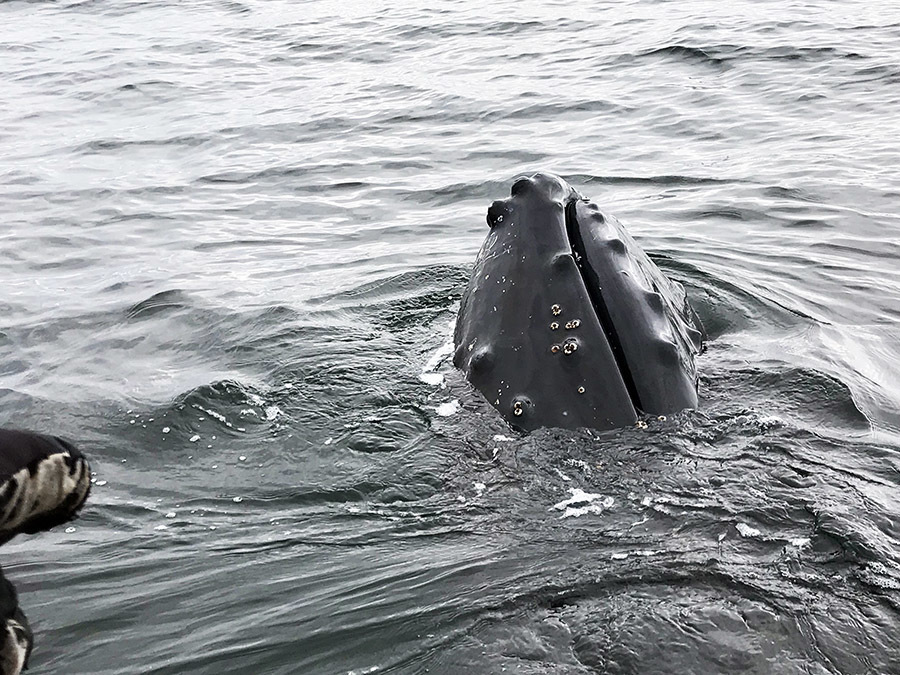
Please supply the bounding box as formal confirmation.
[125,289,192,320]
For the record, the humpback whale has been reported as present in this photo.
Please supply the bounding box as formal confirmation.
[454,173,704,432]
[0,428,91,674]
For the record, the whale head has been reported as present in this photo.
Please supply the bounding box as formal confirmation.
[453,173,704,432]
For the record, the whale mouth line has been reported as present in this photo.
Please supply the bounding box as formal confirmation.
[563,198,644,412]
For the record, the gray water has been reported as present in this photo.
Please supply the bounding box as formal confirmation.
[2,0,900,673]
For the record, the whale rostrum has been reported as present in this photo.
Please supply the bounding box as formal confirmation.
[454,173,704,432]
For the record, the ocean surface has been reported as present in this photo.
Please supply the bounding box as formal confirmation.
[1,0,899,673]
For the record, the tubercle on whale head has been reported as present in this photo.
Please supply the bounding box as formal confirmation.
[488,173,584,229]
[510,173,582,203]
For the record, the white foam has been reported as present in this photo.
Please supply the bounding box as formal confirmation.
[736,522,761,538]
[419,372,444,386]
[423,338,454,373]
[193,404,229,425]
[493,434,514,442]
[552,488,614,518]
[420,319,455,386]
[435,400,460,417]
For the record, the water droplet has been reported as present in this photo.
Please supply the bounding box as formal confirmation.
[551,304,561,315]
[96,479,108,487]
[239,456,247,462]
[233,496,243,503]
[65,526,76,534]
[550,322,559,330]
[550,344,561,354]
[162,427,171,434]
[165,512,176,518]
[577,386,585,394]
[189,434,200,442]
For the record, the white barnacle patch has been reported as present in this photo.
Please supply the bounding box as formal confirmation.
[0,450,91,541]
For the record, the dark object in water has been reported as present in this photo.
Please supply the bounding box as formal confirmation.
[454,173,704,432]
[0,428,92,674]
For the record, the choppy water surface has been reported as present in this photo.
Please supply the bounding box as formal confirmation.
[1,0,900,672]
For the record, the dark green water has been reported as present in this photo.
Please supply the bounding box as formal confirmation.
[1,0,899,672]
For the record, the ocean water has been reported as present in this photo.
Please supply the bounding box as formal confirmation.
[1,0,899,672]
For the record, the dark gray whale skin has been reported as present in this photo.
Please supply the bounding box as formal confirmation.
[453,173,704,432]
